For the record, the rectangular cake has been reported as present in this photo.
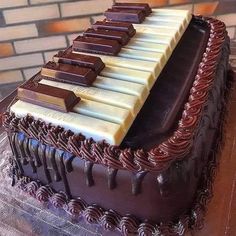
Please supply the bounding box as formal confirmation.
[2,2,231,235]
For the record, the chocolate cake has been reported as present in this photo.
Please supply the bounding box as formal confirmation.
[2,2,232,235]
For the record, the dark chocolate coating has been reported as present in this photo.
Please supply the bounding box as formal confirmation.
[105,8,145,24]
[84,28,130,46]
[122,19,211,149]
[41,61,97,86]
[17,81,80,112]
[6,19,230,224]
[73,36,121,56]
[54,48,105,74]
[112,3,152,16]
[92,21,136,37]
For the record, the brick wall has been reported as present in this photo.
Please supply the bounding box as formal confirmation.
[0,0,235,89]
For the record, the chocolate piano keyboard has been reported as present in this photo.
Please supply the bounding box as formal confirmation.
[11,5,192,145]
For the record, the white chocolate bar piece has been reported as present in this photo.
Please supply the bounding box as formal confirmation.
[133,24,179,39]
[94,76,149,102]
[124,40,171,60]
[40,79,141,116]
[74,99,133,131]
[77,51,161,78]
[119,48,165,65]
[11,101,125,145]
[101,65,154,90]
[133,32,175,49]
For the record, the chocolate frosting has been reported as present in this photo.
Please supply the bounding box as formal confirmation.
[3,17,227,173]
[12,127,225,235]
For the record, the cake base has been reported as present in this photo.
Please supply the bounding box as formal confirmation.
[9,70,234,236]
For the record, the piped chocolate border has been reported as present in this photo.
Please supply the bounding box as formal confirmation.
[3,16,227,173]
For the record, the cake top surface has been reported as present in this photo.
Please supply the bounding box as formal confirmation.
[9,3,192,146]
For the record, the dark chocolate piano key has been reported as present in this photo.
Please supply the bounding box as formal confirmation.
[53,48,105,73]
[112,3,152,16]
[41,61,97,86]
[104,8,145,24]
[18,81,80,112]
[83,28,130,45]
[73,36,121,55]
[92,21,136,37]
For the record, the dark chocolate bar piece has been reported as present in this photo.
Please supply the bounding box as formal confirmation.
[92,21,136,37]
[73,36,121,55]
[53,48,105,73]
[41,61,97,86]
[112,3,152,16]
[83,28,130,45]
[104,8,145,24]
[17,81,80,112]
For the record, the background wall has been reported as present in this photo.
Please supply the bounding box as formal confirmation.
[0,0,235,98]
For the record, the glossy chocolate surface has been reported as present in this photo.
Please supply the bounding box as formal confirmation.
[53,49,105,74]
[105,8,145,24]
[17,82,80,112]
[112,3,152,16]
[73,35,121,55]
[41,61,97,86]
[122,19,211,149]
[92,20,136,37]
[84,28,130,46]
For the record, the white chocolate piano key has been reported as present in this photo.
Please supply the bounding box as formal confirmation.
[152,9,191,17]
[133,24,179,41]
[101,65,154,90]
[74,99,133,131]
[94,76,149,102]
[135,24,181,40]
[119,48,165,65]
[152,9,192,24]
[76,51,161,78]
[134,32,175,49]
[143,19,184,35]
[124,40,171,60]
[40,79,141,116]
[11,101,124,145]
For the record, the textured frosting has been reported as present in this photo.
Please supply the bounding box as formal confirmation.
[3,16,226,174]
[12,128,224,236]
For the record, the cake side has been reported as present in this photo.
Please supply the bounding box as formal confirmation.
[3,16,229,221]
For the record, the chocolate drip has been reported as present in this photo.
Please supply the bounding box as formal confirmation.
[46,146,61,182]
[17,133,28,165]
[10,133,24,175]
[62,152,74,173]
[107,167,118,189]
[132,171,147,195]
[23,137,37,173]
[55,151,71,197]
[84,161,94,187]
[29,139,42,168]
[38,143,51,183]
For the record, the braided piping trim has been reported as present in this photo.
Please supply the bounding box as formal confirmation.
[3,16,226,173]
